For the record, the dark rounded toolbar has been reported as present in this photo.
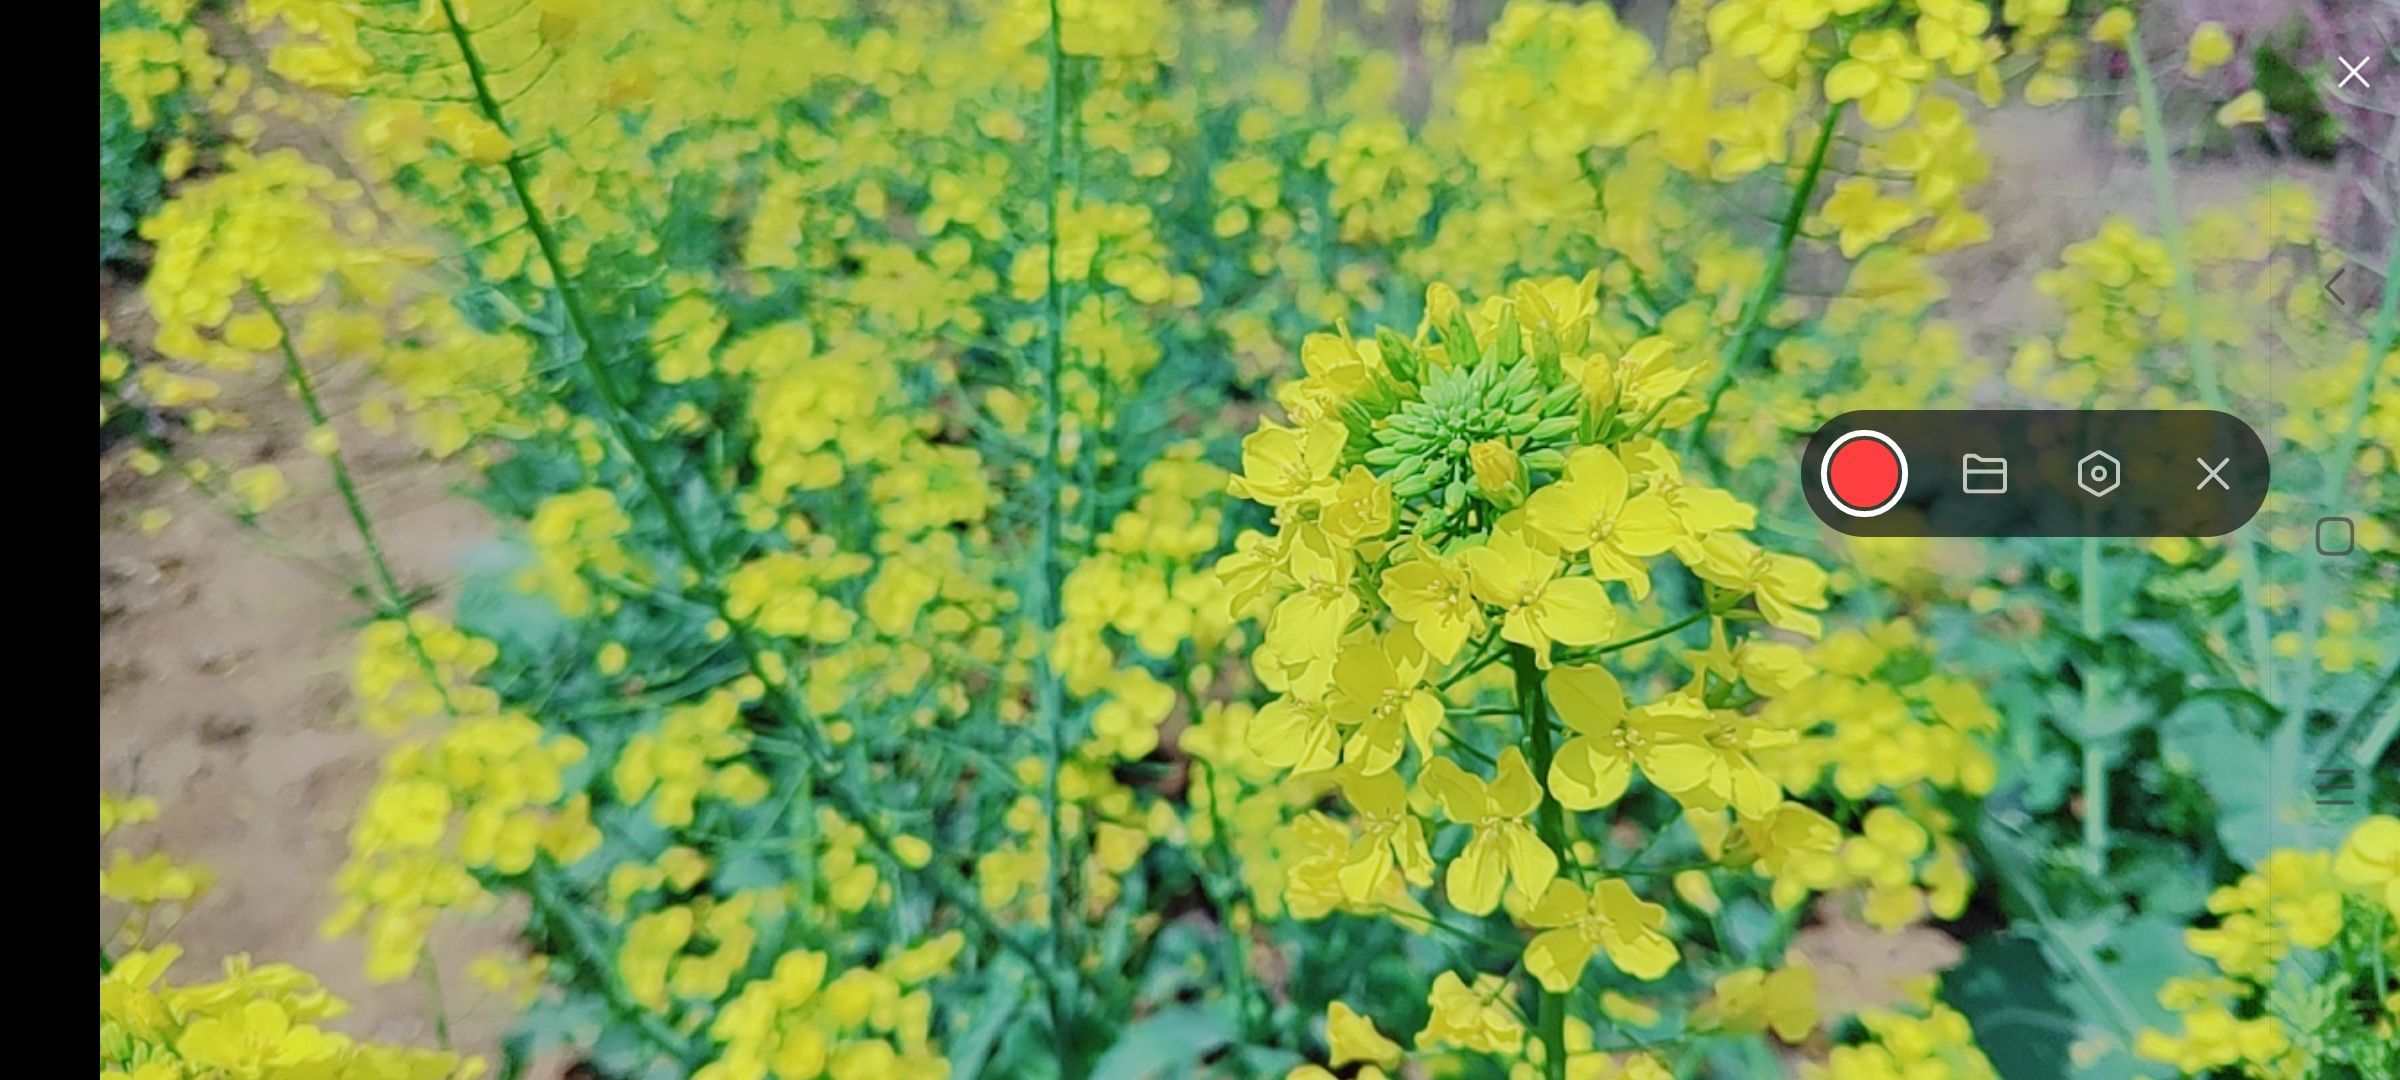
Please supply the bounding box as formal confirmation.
[1800,410,2269,537]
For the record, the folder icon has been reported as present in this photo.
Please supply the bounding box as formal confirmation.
[1961,454,2008,494]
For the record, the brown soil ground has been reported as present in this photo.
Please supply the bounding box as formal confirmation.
[98,276,529,1061]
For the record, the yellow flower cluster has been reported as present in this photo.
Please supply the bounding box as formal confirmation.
[100,0,224,132]
[328,618,596,983]
[2018,191,2328,407]
[351,614,503,735]
[135,146,530,467]
[1737,620,1994,926]
[2137,816,2400,1077]
[1218,275,1989,1071]
[101,787,469,1077]
[102,946,475,1080]
[520,488,641,618]
[100,793,212,935]
[1804,981,2000,1080]
[614,689,772,829]
[694,937,957,1080]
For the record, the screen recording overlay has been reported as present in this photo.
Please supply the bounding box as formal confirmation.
[1801,410,2271,537]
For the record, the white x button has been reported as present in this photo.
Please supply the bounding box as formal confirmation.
[2337,56,2372,89]
[2198,458,2231,491]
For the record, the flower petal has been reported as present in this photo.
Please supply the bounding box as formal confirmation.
[1548,665,1626,735]
[1547,735,1632,811]
[1447,830,1507,915]
[1524,926,1596,993]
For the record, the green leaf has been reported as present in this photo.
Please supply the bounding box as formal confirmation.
[2114,620,2202,677]
[1227,1045,1305,1076]
[2113,845,2213,922]
[2158,700,2347,865]
[2039,913,2193,1080]
[1089,1004,1237,1080]
[943,958,1029,1080]
[455,540,571,657]
[1128,920,1205,1005]
[1947,935,2078,1080]
[2053,693,2154,745]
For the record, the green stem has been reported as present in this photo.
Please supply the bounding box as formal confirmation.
[1510,644,1570,1080]
[1192,756,1263,1040]
[1686,103,1845,461]
[2313,654,2400,774]
[259,289,491,727]
[1537,988,1567,1080]
[107,411,357,592]
[525,861,707,1064]
[1979,819,2148,1046]
[1555,608,1708,665]
[2078,534,2110,877]
[2349,695,2400,773]
[1035,0,1086,1070]
[428,0,1078,1054]
[417,946,454,1052]
[254,287,409,610]
[436,1,708,573]
[262,289,709,1066]
[99,946,114,975]
[2127,33,2275,696]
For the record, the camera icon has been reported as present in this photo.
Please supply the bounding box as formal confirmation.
[2077,451,2120,497]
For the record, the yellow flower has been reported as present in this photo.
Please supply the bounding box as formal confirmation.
[2025,71,2078,107]
[1469,440,1525,507]
[2216,90,2267,127]
[1545,665,1692,810]
[1523,876,1678,990]
[1329,632,1441,775]
[1250,693,1341,775]
[1818,178,1921,259]
[1914,0,1994,76]
[100,849,214,905]
[2185,23,2233,76]
[2334,815,2400,919]
[1422,748,1557,915]
[1523,445,1681,600]
[1695,964,1819,1041]
[1326,1001,1403,1069]
[175,1000,350,1072]
[1460,522,1617,664]
[1419,970,1524,1054]
[230,465,288,513]
[1334,767,1435,900]
[1670,691,1786,814]
[1692,534,1829,637]
[1266,532,1361,673]
[101,793,161,838]
[1825,30,1932,129]
[1318,466,1395,546]
[1380,544,1486,664]
[2090,8,2136,48]
[1230,417,1347,510]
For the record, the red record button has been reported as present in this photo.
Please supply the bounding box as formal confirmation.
[1820,430,1908,517]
